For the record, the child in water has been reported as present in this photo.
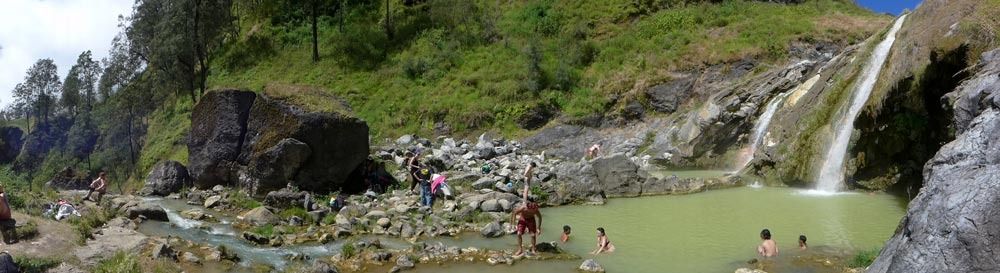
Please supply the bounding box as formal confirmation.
[561,225,571,242]
[590,227,615,254]
[798,235,808,250]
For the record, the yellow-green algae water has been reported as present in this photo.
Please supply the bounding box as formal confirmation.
[416,186,906,273]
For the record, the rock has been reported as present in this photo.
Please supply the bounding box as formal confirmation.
[645,76,695,113]
[497,199,511,212]
[44,167,90,190]
[534,242,560,253]
[181,209,208,220]
[204,195,223,208]
[472,176,495,190]
[204,249,222,262]
[735,269,767,273]
[288,216,304,226]
[400,224,415,238]
[180,251,201,264]
[188,89,257,188]
[867,111,1000,270]
[0,126,24,164]
[395,256,415,270]
[480,222,503,238]
[140,160,193,196]
[240,207,280,226]
[15,117,73,171]
[479,199,502,212]
[396,135,414,146]
[244,138,312,194]
[238,85,370,193]
[310,260,339,273]
[365,210,386,219]
[263,189,306,209]
[579,259,605,272]
[377,218,391,228]
[242,232,270,245]
[125,202,168,221]
[521,124,597,160]
[517,102,558,130]
[441,201,457,212]
[211,185,226,192]
[151,242,176,260]
[592,154,642,197]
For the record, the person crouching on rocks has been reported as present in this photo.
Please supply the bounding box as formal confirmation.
[512,198,542,257]
[417,168,434,208]
[84,172,108,203]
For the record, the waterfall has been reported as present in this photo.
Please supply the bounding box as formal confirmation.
[815,15,907,192]
[739,92,790,169]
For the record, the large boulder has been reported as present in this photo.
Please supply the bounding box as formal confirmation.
[238,84,369,193]
[244,138,312,194]
[263,188,307,209]
[188,89,257,188]
[550,161,603,205]
[0,126,24,164]
[140,161,193,196]
[125,203,169,221]
[867,51,1000,273]
[240,207,280,226]
[591,154,642,197]
[45,167,90,190]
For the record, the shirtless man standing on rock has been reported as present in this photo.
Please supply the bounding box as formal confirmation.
[512,199,542,256]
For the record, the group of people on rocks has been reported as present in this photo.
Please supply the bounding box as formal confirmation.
[756,228,809,258]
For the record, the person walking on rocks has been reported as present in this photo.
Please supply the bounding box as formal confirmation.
[417,168,434,208]
[406,152,423,194]
[522,162,536,200]
[512,198,542,256]
[84,172,108,203]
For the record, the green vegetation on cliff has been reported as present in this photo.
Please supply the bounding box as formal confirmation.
[210,0,887,139]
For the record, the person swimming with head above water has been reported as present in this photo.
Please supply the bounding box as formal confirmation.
[561,225,571,242]
[757,228,778,257]
[798,235,808,250]
[591,227,615,254]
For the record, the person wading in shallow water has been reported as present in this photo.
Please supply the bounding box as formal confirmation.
[591,227,616,254]
[512,198,542,256]
[798,235,808,250]
[757,229,778,257]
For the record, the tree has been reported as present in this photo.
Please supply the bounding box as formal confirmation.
[14,59,61,125]
[128,0,234,102]
[236,0,341,62]
[62,51,102,116]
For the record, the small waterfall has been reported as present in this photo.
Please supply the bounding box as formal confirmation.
[816,15,907,192]
[739,92,791,169]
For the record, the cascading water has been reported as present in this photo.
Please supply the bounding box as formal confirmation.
[815,15,907,192]
[739,92,791,169]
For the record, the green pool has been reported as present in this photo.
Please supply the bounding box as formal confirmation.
[417,186,907,273]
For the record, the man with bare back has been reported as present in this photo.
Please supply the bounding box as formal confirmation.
[511,199,542,256]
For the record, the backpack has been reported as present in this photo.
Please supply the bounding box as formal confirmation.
[0,252,21,273]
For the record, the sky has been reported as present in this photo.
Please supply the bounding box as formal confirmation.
[0,0,133,108]
[0,0,923,108]
[856,0,923,15]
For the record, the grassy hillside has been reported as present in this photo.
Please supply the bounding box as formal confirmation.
[208,0,888,140]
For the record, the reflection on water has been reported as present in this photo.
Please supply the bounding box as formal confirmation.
[649,169,733,179]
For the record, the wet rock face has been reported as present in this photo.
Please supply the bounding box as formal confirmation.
[591,154,642,198]
[45,167,90,190]
[645,76,695,113]
[189,89,257,188]
[245,138,311,194]
[868,51,1000,273]
[141,160,192,196]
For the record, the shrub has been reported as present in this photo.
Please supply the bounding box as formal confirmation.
[253,224,275,238]
[16,256,60,273]
[848,248,881,268]
[341,242,357,259]
[93,251,141,273]
[16,220,39,240]
[68,205,114,244]
[229,191,261,210]
[278,207,314,224]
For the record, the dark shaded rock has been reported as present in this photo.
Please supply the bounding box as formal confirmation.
[140,160,192,196]
[244,138,312,195]
[591,154,642,197]
[517,102,558,130]
[239,86,369,193]
[263,189,307,209]
[44,167,90,190]
[521,125,600,159]
[126,203,168,221]
[0,126,24,164]
[188,89,257,188]
[622,99,645,120]
[645,77,694,113]
[310,260,339,273]
[534,241,561,253]
[14,117,72,171]
[242,232,270,245]
[152,242,176,260]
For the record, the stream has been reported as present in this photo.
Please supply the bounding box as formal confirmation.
[139,185,906,273]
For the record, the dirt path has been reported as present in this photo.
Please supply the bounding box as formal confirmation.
[0,212,79,260]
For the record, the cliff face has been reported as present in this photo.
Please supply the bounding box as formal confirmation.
[867,49,1000,273]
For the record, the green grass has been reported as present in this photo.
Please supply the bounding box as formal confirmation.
[93,251,141,273]
[16,256,61,273]
[16,220,39,240]
[137,96,193,181]
[341,241,357,259]
[278,207,314,224]
[68,205,114,245]
[229,191,262,210]
[209,0,887,141]
[848,247,881,268]
[252,224,275,238]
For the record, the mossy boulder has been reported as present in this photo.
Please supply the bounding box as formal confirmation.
[188,89,257,188]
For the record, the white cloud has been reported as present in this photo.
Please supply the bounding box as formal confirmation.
[0,0,134,107]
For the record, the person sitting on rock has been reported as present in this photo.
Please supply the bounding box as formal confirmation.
[798,235,808,250]
[512,198,542,256]
[561,225,572,243]
[757,229,778,257]
[0,185,17,244]
[83,172,108,203]
[591,227,615,254]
